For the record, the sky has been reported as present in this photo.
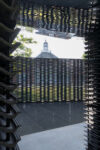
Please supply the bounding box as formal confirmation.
[19,27,85,59]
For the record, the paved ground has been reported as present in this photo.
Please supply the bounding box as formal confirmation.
[19,123,85,150]
[17,102,84,136]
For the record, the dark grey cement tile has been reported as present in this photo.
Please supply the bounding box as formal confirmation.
[17,102,84,136]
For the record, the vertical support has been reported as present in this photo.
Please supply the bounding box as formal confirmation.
[35,59,37,102]
[77,59,79,101]
[22,1,25,26]
[30,58,32,102]
[25,58,28,102]
[40,59,42,102]
[33,59,36,102]
[68,60,71,101]
[67,7,71,33]
[48,59,50,102]
[80,59,83,101]
[31,3,34,26]
[46,6,49,30]
[77,9,81,36]
[64,60,67,101]
[52,59,55,102]
[61,60,63,101]
[60,8,63,32]
[16,57,19,101]
[42,5,45,28]
[64,8,67,32]
[27,2,29,26]
[73,59,76,101]
[81,9,85,36]
[44,59,46,102]
[57,59,59,101]
[50,7,54,29]
[21,57,24,102]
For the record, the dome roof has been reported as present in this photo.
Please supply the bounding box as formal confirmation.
[43,40,49,52]
[44,40,48,45]
[36,41,58,58]
[36,52,58,58]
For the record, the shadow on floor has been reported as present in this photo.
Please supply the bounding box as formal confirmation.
[17,102,84,136]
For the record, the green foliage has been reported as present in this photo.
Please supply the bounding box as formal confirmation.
[12,30,37,57]
[24,48,32,57]
[82,53,87,59]
[25,27,33,33]
[13,47,32,57]
[17,34,37,44]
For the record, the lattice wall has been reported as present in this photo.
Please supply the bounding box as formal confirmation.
[0,0,20,150]
[18,1,93,36]
[11,57,85,103]
[85,1,100,149]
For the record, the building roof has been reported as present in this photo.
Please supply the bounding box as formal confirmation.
[36,52,58,58]
[36,41,58,58]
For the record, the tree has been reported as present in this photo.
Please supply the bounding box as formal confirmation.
[12,31,37,57]
[82,53,87,59]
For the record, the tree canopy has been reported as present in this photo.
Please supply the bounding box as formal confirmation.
[12,27,37,57]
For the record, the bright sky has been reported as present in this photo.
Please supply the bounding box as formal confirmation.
[20,27,85,59]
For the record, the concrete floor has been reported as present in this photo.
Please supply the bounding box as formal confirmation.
[17,102,84,136]
[19,123,85,150]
